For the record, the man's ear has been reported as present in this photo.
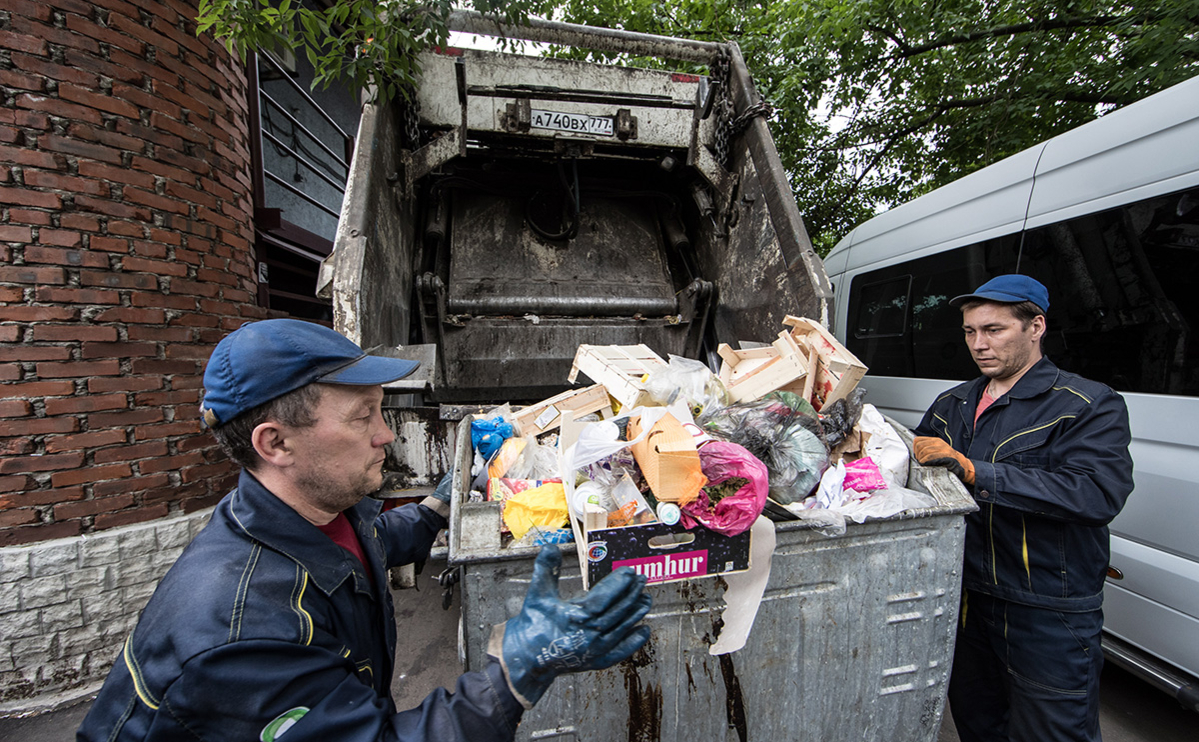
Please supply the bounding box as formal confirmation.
[251,421,294,468]
[1030,314,1047,341]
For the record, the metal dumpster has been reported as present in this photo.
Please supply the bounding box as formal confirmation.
[447,418,977,742]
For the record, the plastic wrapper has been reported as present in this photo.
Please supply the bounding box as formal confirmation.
[680,441,768,537]
[504,435,560,481]
[819,389,866,450]
[835,487,938,523]
[857,404,910,489]
[698,393,828,504]
[644,354,730,417]
[501,482,569,540]
[487,436,527,479]
[842,457,887,492]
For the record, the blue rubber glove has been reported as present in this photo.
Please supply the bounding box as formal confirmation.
[431,469,454,504]
[488,546,652,707]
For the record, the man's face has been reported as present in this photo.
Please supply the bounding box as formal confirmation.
[962,303,1044,382]
[286,384,394,514]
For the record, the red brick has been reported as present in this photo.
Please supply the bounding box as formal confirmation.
[36,359,121,378]
[92,472,169,497]
[0,399,33,418]
[0,265,66,285]
[73,195,153,222]
[133,420,201,440]
[176,434,217,453]
[0,29,49,56]
[44,394,128,416]
[80,341,158,359]
[126,325,191,342]
[77,160,157,190]
[7,109,52,130]
[0,364,21,382]
[134,389,199,406]
[181,491,224,513]
[92,306,165,324]
[65,13,146,56]
[128,156,195,184]
[3,380,76,398]
[0,509,40,528]
[66,122,144,153]
[123,187,190,215]
[167,279,219,298]
[180,461,233,483]
[80,270,157,290]
[150,111,208,146]
[94,503,168,530]
[163,344,213,361]
[10,52,99,88]
[0,225,33,244]
[37,229,84,247]
[5,0,53,22]
[59,214,103,232]
[40,134,121,164]
[155,147,213,179]
[23,170,109,197]
[0,437,35,456]
[88,376,162,393]
[0,325,21,342]
[165,181,218,210]
[114,118,183,153]
[122,256,188,277]
[93,440,168,464]
[51,462,132,488]
[0,305,77,322]
[0,186,62,209]
[34,286,120,304]
[87,236,130,254]
[9,16,100,54]
[107,221,146,238]
[15,94,103,126]
[54,493,136,519]
[0,452,84,474]
[0,475,31,494]
[88,408,164,427]
[0,68,44,92]
[4,346,72,361]
[132,293,195,311]
[130,240,168,259]
[0,287,26,303]
[0,520,83,547]
[108,11,179,56]
[2,416,80,436]
[0,484,83,509]
[0,144,63,170]
[23,246,108,268]
[9,208,54,226]
[31,324,119,342]
[44,429,127,453]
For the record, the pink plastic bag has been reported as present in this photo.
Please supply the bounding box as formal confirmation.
[842,456,887,492]
[680,441,769,537]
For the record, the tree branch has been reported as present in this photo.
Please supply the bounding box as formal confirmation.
[891,13,1137,59]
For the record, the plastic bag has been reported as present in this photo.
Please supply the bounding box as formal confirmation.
[680,441,768,537]
[815,459,847,509]
[471,405,515,460]
[857,404,910,489]
[699,393,828,504]
[501,482,569,540]
[842,457,887,493]
[820,389,866,450]
[505,435,560,481]
[644,354,729,417]
[835,486,938,523]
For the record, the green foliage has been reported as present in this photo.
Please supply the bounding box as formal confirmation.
[195,0,553,100]
[551,0,1199,253]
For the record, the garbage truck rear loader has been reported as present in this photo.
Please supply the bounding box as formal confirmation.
[318,12,832,407]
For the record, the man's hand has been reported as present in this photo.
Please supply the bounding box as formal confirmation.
[913,436,976,486]
[430,470,453,504]
[489,546,652,707]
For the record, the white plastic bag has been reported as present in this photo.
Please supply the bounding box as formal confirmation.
[835,486,938,523]
[857,404,910,489]
[815,459,848,509]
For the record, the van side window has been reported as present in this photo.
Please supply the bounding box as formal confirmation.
[847,186,1199,397]
[1019,187,1199,396]
[853,276,910,338]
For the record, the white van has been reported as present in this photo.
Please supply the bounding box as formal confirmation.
[824,75,1199,712]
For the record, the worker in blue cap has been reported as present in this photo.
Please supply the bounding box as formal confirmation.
[912,275,1133,742]
[78,319,652,742]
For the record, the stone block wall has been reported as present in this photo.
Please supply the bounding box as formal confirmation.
[0,507,211,712]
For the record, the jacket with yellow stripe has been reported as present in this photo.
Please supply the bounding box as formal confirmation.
[77,469,523,742]
[915,357,1133,612]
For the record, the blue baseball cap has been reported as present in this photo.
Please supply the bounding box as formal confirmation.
[950,274,1049,314]
[200,319,419,428]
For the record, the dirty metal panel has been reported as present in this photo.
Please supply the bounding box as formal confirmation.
[446,191,676,317]
[467,97,697,149]
[381,406,455,486]
[418,49,699,127]
[451,420,972,741]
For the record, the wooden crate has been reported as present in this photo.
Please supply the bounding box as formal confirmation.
[568,344,668,411]
[512,384,613,437]
[716,331,813,403]
[782,316,867,410]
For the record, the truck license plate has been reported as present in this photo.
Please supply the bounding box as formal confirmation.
[530,109,614,137]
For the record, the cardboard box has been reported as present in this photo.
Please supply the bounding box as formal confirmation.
[583,522,752,586]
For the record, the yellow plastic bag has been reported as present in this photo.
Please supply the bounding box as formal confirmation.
[501,482,569,540]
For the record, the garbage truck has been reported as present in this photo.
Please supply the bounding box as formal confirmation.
[317,12,975,742]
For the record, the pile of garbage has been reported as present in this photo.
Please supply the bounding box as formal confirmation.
[466,315,938,552]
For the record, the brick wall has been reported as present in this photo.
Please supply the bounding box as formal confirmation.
[0,0,260,548]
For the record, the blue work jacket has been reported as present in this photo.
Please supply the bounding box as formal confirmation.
[915,358,1134,612]
[77,470,523,742]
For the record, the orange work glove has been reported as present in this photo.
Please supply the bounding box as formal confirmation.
[913,436,976,486]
